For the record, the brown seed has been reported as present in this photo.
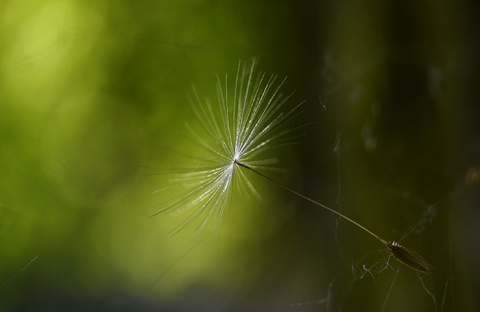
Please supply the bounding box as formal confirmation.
[387,241,430,273]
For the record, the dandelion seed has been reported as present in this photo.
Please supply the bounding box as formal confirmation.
[156,59,431,273]
[386,241,431,273]
[154,59,302,239]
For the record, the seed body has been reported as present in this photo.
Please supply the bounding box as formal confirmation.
[387,241,430,273]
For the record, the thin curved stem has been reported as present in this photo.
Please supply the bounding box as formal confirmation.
[235,160,388,245]
[236,160,431,273]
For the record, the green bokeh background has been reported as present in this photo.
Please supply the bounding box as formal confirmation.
[1,1,479,311]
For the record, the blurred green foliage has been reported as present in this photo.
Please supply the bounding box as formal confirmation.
[1,0,479,311]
